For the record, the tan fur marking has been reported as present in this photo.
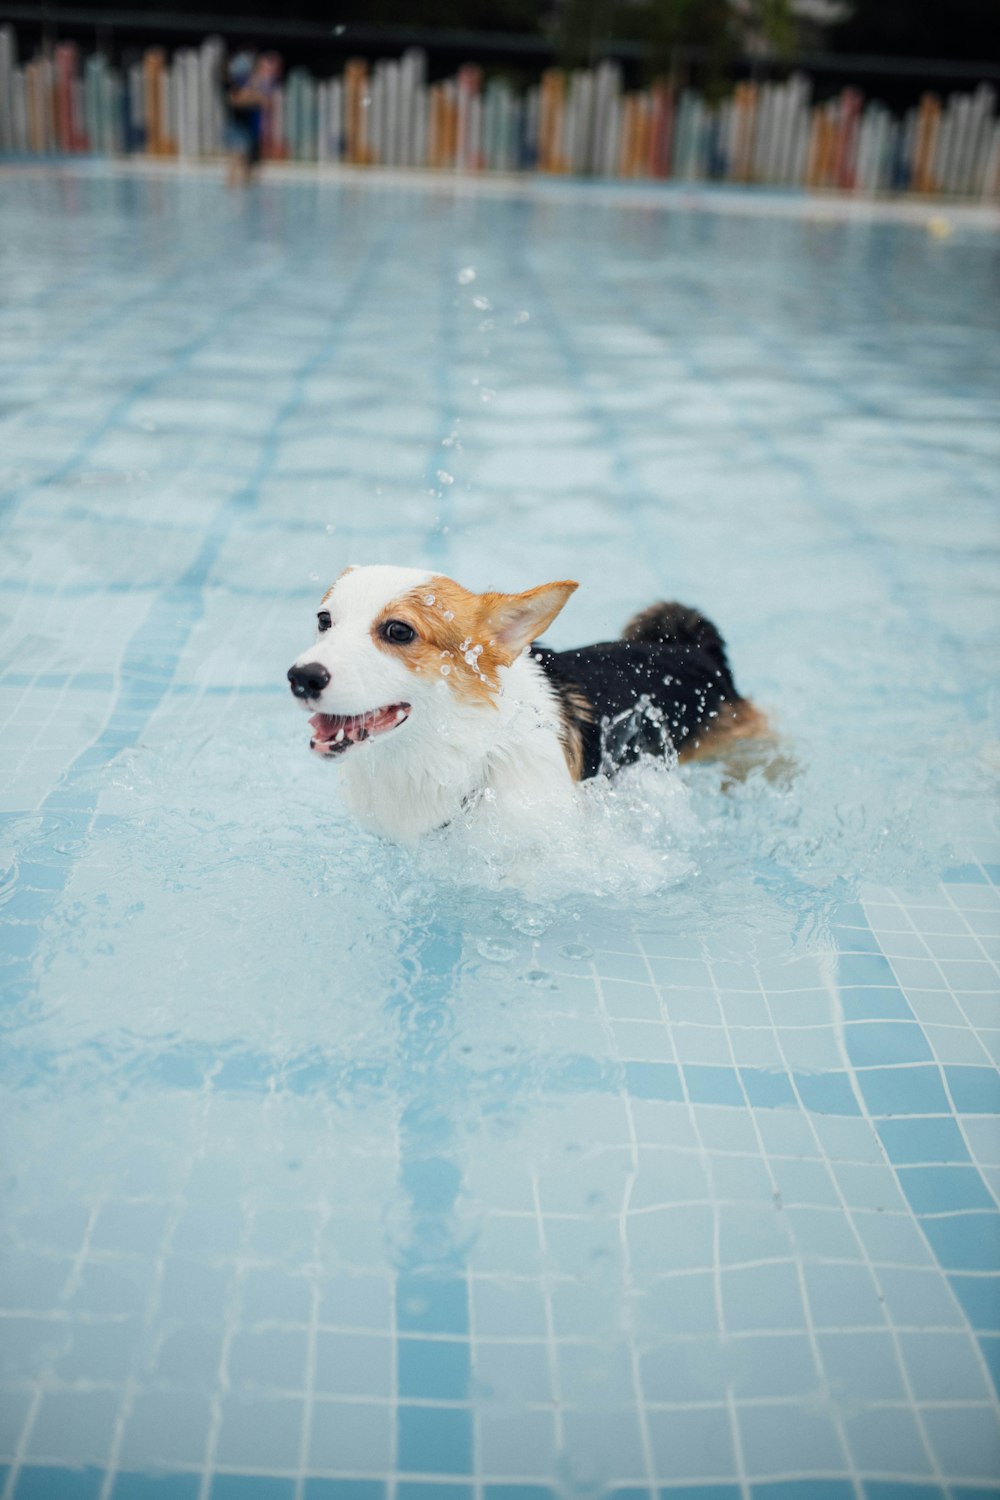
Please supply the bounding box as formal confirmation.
[678,699,771,763]
[371,576,578,708]
[557,685,594,781]
[371,577,500,706]
[321,565,356,606]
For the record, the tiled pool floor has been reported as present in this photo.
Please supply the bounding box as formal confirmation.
[0,164,999,1500]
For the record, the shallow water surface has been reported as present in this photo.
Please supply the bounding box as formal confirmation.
[1,165,999,1499]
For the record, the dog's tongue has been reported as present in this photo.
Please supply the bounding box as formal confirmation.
[309,704,408,747]
[309,711,368,745]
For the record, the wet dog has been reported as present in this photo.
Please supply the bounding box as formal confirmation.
[287,565,764,844]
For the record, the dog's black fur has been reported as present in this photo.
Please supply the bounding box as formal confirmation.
[531,602,748,780]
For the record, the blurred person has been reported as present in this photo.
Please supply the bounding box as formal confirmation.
[225,51,266,185]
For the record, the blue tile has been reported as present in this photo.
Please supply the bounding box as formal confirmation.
[401,1156,462,1215]
[397,1336,470,1399]
[211,1480,295,1500]
[400,1488,473,1500]
[396,1275,468,1335]
[305,1484,386,1500]
[898,1166,996,1214]
[858,1066,950,1116]
[397,1404,473,1475]
[832,924,883,953]
[683,1065,745,1106]
[740,1068,796,1108]
[656,1490,741,1499]
[752,1485,856,1500]
[878,1117,971,1164]
[839,986,913,1021]
[942,864,988,884]
[946,1066,1000,1114]
[624,1062,683,1101]
[794,1071,860,1115]
[922,1212,1000,1272]
[16,1471,103,1500]
[113,1478,200,1500]
[977,1336,1000,1399]
[863,1485,947,1499]
[832,902,869,927]
[845,1023,933,1067]
[949,1274,1000,1332]
[483,1489,558,1500]
[837,953,897,986]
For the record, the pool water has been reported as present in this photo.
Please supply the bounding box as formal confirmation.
[1,163,999,1500]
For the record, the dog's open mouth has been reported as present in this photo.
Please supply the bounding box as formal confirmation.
[308,703,411,757]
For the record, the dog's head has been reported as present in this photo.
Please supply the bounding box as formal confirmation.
[288,565,577,758]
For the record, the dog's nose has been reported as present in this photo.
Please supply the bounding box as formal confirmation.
[287,661,330,700]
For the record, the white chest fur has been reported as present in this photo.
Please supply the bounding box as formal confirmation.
[337,652,575,843]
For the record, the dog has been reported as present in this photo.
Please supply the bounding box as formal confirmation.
[287,565,764,844]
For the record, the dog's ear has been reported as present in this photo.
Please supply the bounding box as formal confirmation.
[479,581,578,661]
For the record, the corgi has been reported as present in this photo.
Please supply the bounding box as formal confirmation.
[287,565,765,845]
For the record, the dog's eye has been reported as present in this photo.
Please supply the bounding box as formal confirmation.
[382,619,416,645]
[317,611,331,633]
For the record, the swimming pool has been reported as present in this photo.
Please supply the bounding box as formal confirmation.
[1,162,998,1500]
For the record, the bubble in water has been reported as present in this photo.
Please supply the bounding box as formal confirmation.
[440,664,451,676]
[325,524,336,534]
[479,388,497,404]
[360,95,371,108]
[436,470,454,485]
[457,267,476,284]
[308,572,319,581]
[514,309,530,324]
[472,295,492,311]
[475,936,516,963]
[424,593,436,605]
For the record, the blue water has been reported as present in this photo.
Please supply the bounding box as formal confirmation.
[1,163,999,1500]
